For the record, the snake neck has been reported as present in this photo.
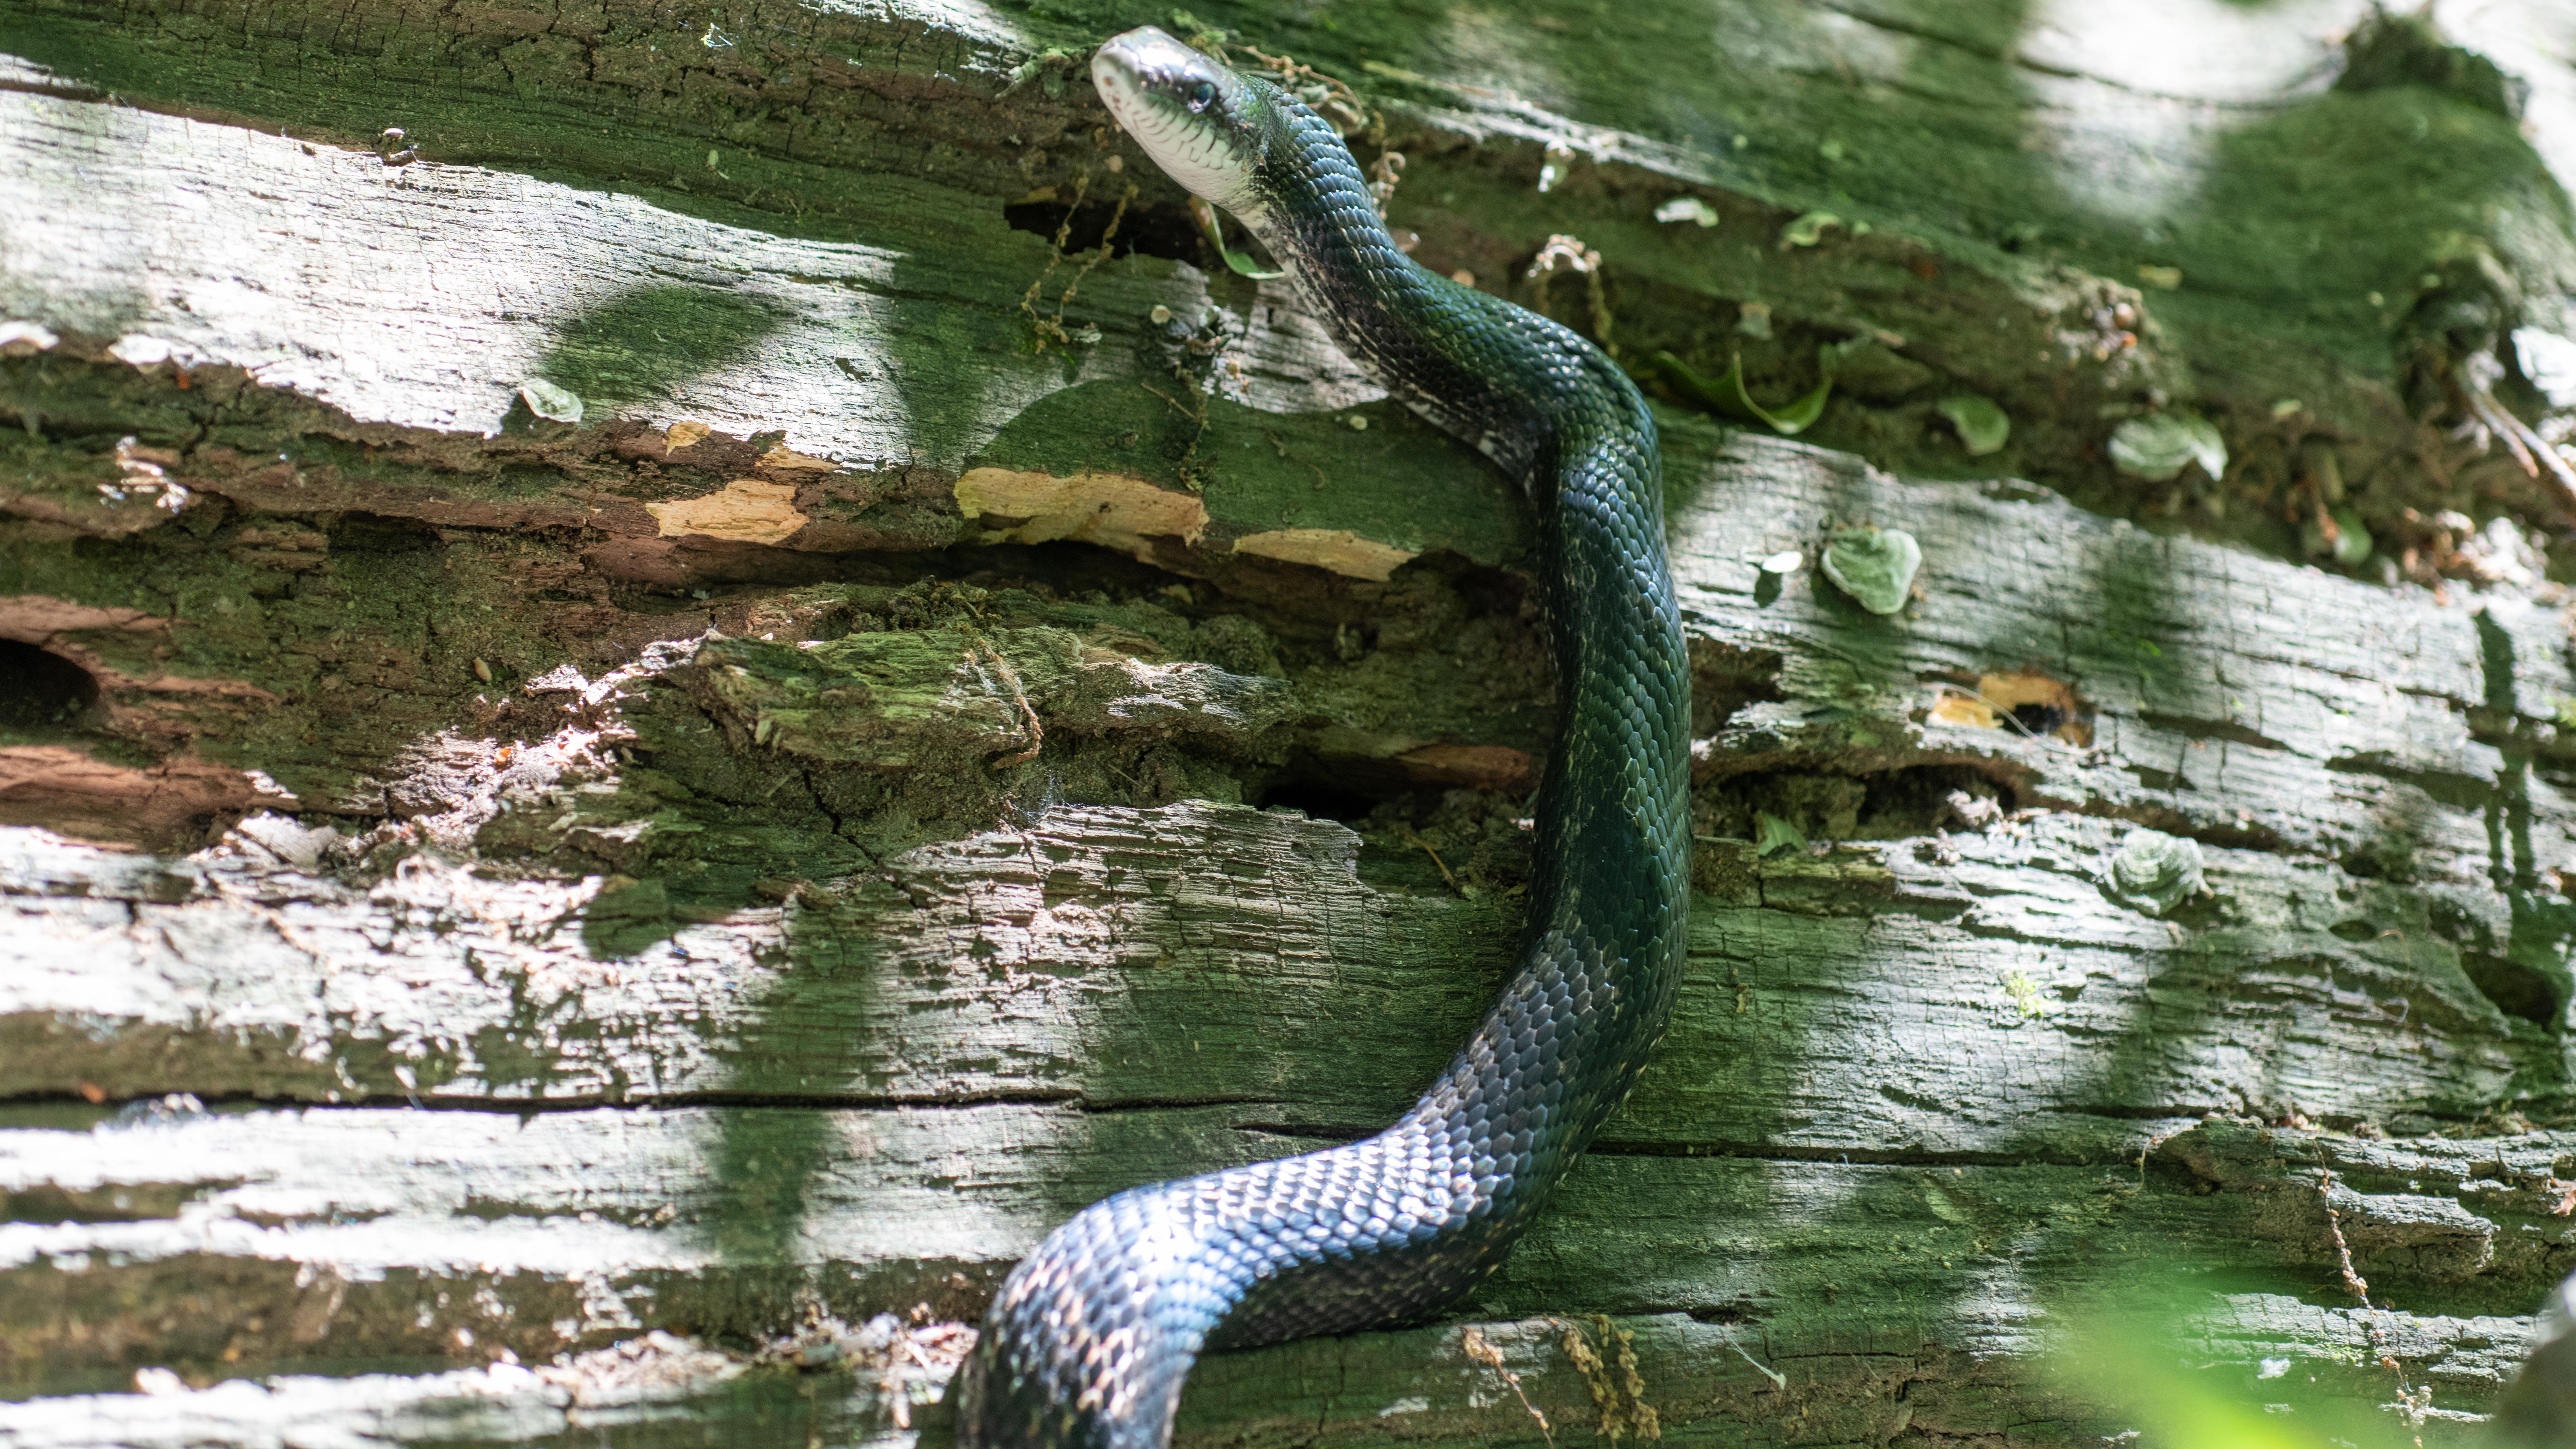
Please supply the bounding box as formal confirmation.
[1231,92,1632,491]
[1231,86,1690,954]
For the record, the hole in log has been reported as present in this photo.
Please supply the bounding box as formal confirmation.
[1004,198,1205,267]
[1690,637,1784,738]
[1253,777,1385,827]
[1698,764,2017,844]
[1926,670,2094,747]
[2461,952,2563,1027]
[0,641,103,733]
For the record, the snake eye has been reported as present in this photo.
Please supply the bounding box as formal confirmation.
[1186,80,1218,112]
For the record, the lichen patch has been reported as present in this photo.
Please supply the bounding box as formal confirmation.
[954,468,1209,556]
[644,479,808,544]
[681,627,1299,771]
[1231,527,1416,582]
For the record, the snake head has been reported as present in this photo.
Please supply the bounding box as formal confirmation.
[1092,26,1274,212]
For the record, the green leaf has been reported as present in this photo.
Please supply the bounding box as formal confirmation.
[1933,394,2010,456]
[1754,811,1807,858]
[1649,351,1832,434]
[1189,198,1284,281]
[1778,210,1843,247]
[2108,411,2227,482]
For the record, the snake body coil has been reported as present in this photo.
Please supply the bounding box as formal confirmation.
[956,29,1691,1449]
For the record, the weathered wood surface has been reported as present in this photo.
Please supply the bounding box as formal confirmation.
[10,0,2576,1444]
[0,1091,2562,1442]
[7,436,2569,1136]
[0,70,1375,469]
[8,428,2575,1440]
[9,0,2575,515]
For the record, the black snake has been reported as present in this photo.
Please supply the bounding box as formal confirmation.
[956,27,1691,1448]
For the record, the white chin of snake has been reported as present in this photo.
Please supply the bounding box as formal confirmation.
[1092,61,1254,212]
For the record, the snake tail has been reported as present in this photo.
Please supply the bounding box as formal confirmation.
[955,27,1692,1449]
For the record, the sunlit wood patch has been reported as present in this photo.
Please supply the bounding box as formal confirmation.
[756,442,841,473]
[954,468,1210,559]
[643,479,809,544]
[1928,670,2093,746]
[1230,527,1417,582]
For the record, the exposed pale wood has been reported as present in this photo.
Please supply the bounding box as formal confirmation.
[0,1096,2552,1440]
[0,86,1372,470]
[0,791,2534,1147]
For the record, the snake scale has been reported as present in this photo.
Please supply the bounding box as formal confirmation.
[955,27,1692,1449]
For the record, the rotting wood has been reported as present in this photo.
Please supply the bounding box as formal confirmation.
[0,797,2538,1145]
[8,0,2576,1444]
[8,0,2574,535]
[7,412,2576,1439]
[0,1095,2553,1438]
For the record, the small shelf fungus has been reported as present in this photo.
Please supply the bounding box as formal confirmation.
[1820,525,1921,615]
[2301,504,2374,566]
[515,377,584,424]
[2107,411,2226,482]
[2104,827,2206,916]
[1934,394,2010,457]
